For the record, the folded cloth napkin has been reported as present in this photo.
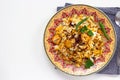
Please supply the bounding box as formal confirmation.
[57,3,120,74]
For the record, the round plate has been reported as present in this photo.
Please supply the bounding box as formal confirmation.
[43,4,117,76]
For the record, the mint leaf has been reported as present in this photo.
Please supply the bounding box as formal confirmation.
[87,30,94,36]
[80,26,88,33]
[85,59,94,68]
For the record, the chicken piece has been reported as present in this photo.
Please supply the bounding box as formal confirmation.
[81,33,90,43]
[59,43,65,52]
[64,40,72,48]
[56,25,63,31]
[71,38,75,43]
[64,39,75,48]
[93,49,102,56]
[97,28,102,34]
[54,45,59,50]
[52,34,61,45]
[55,25,63,34]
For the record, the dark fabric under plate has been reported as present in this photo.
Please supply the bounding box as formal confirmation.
[56,3,120,74]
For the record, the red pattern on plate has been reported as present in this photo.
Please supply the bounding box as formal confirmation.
[47,8,113,71]
[95,55,105,63]
[49,27,55,34]
[99,18,105,23]
[91,12,99,22]
[49,46,55,53]
[71,8,78,14]
[104,42,111,54]
[81,8,89,15]
[62,12,69,18]
[105,27,111,33]
[54,54,61,62]
[69,8,78,16]
[54,18,62,26]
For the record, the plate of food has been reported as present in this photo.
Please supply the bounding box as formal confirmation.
[44,4,117,75]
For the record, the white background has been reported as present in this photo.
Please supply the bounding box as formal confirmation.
[0,0,120,80]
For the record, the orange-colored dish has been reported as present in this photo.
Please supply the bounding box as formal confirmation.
[44,4,116,75]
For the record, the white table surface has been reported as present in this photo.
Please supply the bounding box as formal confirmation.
[0,0,120,80]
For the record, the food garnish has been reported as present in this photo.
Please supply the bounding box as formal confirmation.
[80,25,88,33]
[99,22,110,40]
[87,30,94,36]
[76,17,88,31]
[85,59,94,68]
[47,7,113,71]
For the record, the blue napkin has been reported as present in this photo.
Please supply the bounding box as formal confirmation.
[57,3,120,74]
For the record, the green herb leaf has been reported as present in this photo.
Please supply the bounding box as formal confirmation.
[99,22,110,40]
[76,18,88,31]
[87,30,94,36]
[85,59,94,69]
[80,26,88,33]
